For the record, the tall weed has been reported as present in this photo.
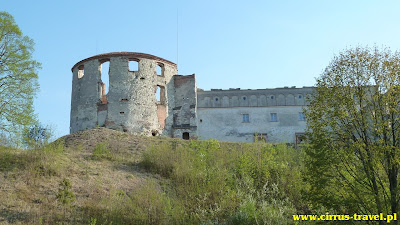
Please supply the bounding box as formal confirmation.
[141,139,304,224]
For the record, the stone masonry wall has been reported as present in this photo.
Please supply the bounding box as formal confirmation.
[70,52,177,136]
[172,75,197,139]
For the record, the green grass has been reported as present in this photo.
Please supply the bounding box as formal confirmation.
[138,139,306,224]
[0,128,315,225]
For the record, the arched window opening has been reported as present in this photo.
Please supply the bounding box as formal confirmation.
[78,65,84,79]
[129,58,139,71]
[156,63,164,76]
[182,132,190,140]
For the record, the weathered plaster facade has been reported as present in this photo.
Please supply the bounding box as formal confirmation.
[196,87,313,143]
[70,52,313,143]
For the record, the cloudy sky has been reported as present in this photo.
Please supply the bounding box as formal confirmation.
[3,0,400,137]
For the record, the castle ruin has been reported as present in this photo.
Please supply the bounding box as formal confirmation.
[70,52,312,143]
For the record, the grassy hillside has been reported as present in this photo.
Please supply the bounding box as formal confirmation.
[0,128,309,225]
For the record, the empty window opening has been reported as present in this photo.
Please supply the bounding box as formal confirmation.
[100,82,108,104]
[121,98,129,102]
[101,61,110,95]
[200,119,203,123]
[298,95,302,99]
[271,96,274,99]
[120,112,125,114]
[155,85,166,104]
[129,59,139,71]
[242,114,250,123]
[298,112,305,121]
[243,97,246,101]
[156,63,164,76]
[215,98,219,101]
[156,86,161,102]
[270,113,278,122]
[182,132,190,140]
[78,65,84,79]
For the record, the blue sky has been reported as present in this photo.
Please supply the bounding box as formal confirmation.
[3,0,400,138]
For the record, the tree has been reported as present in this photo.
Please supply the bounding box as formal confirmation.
[304,46,400,224]
[24,123,52,149]
[0,11,40,143]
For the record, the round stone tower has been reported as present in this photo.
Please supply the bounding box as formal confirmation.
[70,52,177,136]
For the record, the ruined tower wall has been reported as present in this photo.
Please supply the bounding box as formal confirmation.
[172,75,197,138]
[70,52,177,136]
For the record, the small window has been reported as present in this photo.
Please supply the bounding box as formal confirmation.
[242,114,249,123]
[271,96,274,99]
[298,112,305,121]
[78,65,84,79]
[298,95,302,99]
[215,98,219,101]
[270,113,277,122]
[156,63,164,76]
[182,132,190,140]
[243,97,246,101]
[129,59,139,71]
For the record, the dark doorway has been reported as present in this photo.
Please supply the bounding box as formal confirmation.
[182,132,190,140]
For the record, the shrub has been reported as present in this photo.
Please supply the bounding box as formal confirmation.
[92,142,113,160]
[140,139,305,224]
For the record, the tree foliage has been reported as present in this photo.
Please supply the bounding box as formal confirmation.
[24,123,52,149]
[0,11,40,138]
[304,46,400,224]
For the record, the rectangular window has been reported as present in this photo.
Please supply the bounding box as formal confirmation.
[78,65,84,79]
[270,113,277,122]
[298,112,305,121]
[156,85,166,104]
[242,114,249,123]
[156,63,164,76]
[129,59,139,71]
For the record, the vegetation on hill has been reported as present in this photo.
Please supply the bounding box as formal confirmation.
[0,128,316,225]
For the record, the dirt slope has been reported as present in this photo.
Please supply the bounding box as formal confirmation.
[0,128,185,224]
